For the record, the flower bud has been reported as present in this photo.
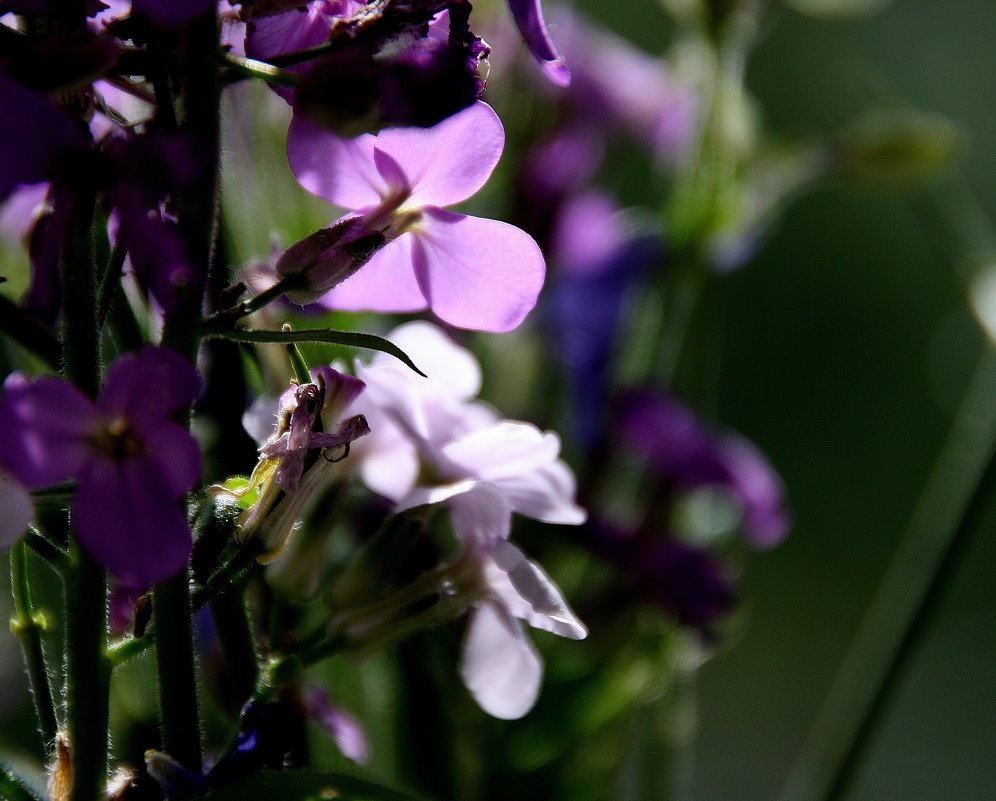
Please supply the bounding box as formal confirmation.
[837,110,961,186]
[276,217,386,305]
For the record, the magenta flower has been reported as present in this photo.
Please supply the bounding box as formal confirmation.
[286,101,545,332]
[0,348,202,586]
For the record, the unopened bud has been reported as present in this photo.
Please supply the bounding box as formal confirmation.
[837,110,961,186]
[276,217,386,305]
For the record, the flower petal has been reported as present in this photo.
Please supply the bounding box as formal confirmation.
[494,460,587,525]
[413,209,545,332]
[441,421,560,481]
[140,419,203,500]
[74,454,192,587]
[490,540,586,639]
[0,374,95,488]
[506,0,571,87]
[99,347,201,423]
[288,102,503,210]
[0,470,33,549]
[459,601,542,720]
[316,234,427,313]
[446,482,512,548]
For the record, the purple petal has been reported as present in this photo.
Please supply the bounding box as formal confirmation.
[460,600,542,720]
[0,73,90,202]
[715,434,790,548]
[73,453,192,587]
[413,209,545,332]
[98,348,201,424]
[288,102,503,210]
[0,374,96,488]
[303,687,371,765]
[506,0,571,87]
[139,419,203,500]
[131,0,215,28]
[246,6,338,103]
[317,234,427,313]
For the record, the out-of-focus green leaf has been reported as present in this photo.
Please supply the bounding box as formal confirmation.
[0,764,42,801]
[200,769,428,801]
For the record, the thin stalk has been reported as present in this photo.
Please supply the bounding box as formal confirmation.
[199,276,296,333]
[209,589,259,711]
[95,246,126,333]
[10,541,59,751]
[60,189,110,801]
[153,573,202,771]
[777,344,996,801]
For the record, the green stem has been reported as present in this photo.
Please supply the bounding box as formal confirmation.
[95,246,126,334]
[209,589,259,711]
[777,344,996,801]
[10,541,59,751]
[222,53,298,86]
[60,187,110,801]
[64,547,110,801]
[24,526,72,572]
[153,574,203,771]
[199,276,297,333]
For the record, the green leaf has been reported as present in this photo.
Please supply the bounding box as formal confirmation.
[206,328,425,376]
[200,769,429,801]
[0,763,43,801]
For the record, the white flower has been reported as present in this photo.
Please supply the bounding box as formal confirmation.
[348,321,587,718]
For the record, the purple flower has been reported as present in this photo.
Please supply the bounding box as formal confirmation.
[131,0,215,28]
[545,192,662,448]
[0,71,91,204]
[584,519,735,633]
[544,8,699,165]
[302,686,371,764]
[287,102,545,331]
[617,390,790,548]
[247,1,488,133]
[506,0,570,86]
[0,348,202,586]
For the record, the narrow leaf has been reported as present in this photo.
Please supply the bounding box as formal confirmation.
[206,328,425,376]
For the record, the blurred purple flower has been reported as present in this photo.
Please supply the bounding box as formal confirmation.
[584,518,735,633]
[547,8,699,165]
[131,0,215,28]
[287,101,545,331]
[617,390,790,548]
[545,191,662,448]
[302,686,371,764]
[0,348,202,586]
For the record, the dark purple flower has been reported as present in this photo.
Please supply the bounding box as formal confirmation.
[131,0,215,28]
[617,390,790,548]
[582,517,735,634]
[105,132,208,313]
[246,0,488,133]
[0,348,202,586]
[0,71,91,203]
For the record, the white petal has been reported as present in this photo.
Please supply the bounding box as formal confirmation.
[441,421,560,481]
[459,601,542,720]
[494,460,587,525]
[447,482,512,548]
[0,470,33,549]
[490,540,587,640]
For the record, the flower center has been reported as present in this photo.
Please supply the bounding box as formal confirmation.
[91,417,144,461]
